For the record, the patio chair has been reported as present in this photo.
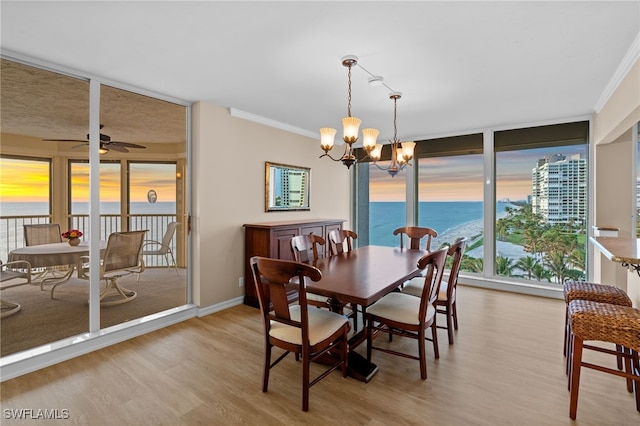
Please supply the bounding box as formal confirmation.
[74,230,146,305]
[23,223,68,282]
[1,260,32,318]
[23,223,63,246]
[140,221,179,279]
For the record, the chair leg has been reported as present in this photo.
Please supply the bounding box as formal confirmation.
[302,348,310,412]
[569,336,583,420]
[262,342,271,392]
[366,317,373,363]
[431,321,440,359]
[623,346,634,393]
[418,327,427,380]
[341,329,349,378]
[446,303,454,345]
[452,300,458,330]
[633,350,640,412]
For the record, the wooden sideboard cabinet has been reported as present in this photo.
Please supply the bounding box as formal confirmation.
[243,218,344,308]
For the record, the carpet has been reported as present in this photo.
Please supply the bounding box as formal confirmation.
[0,268,186,357]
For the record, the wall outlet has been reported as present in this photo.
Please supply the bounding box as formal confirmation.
[239,277,244,287]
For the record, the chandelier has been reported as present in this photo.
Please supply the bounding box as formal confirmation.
[319,55,415,177]
[363,92,415,177]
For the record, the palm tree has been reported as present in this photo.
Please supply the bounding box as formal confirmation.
[496,256,516,277]
[461,256,483,273]
[544,251,570,284]
[515,256,539,280]
[532,263,552,282]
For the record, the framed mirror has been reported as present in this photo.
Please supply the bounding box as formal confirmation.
[265,162,310,212]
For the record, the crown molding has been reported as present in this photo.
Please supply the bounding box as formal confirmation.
[228,108,318,139]
[594,31,640,113]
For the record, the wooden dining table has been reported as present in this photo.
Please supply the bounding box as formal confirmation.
[304,245,428,382]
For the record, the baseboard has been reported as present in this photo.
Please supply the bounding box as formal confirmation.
[197,296,244,317]
[459,276,564,299]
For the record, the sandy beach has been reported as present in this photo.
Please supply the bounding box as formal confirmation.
[432,218,529,260]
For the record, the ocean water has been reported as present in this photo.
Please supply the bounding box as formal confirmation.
[0,202,176,216]
[0,202,176,261]
[370,201,512,247]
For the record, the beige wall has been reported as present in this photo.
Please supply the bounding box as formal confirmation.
[592,57,640,306]
[191,101,351,307]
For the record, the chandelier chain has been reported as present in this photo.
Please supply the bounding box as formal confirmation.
[393,97,398,142]
[347,64,352,117]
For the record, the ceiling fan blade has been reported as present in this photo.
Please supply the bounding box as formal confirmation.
[43,139,88,142]
[108,141,146,149]
[71,143,89,150]
[107,144,129,152]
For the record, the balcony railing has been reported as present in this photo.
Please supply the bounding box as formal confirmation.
[1,214,178,268]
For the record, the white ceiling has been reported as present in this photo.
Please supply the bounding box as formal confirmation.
[1,1,639,143]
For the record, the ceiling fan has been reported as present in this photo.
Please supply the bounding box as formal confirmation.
[43,125,147,153]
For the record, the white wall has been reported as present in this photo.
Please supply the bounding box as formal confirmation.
[191,101,351,307]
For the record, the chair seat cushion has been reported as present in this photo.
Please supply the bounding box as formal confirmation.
[568,299,640,351]
[563,280,632,306]
[270,305,348,346]
[367,292,435,325]
[403,278,451,301]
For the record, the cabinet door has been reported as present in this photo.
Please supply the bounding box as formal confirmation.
[273,227,298,260]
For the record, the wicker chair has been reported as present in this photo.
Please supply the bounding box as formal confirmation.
[567,299,640,419]
[562,280,632,372]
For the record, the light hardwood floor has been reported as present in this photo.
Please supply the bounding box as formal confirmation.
[1,285,638,425]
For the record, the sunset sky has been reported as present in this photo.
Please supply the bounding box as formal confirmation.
[369,145,587,202]
[0,158,177,203]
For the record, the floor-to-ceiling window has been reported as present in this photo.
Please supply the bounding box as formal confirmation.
[494,123,588,285]
[415,134,484,273]
[355,121,588,289]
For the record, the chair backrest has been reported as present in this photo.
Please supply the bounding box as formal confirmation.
[23,223,62,246]
[159,222,179,253]
[290,234,325,263]
[250,256,322,335]
[415,247,448,322]
[103,230,146,274]
[393,226,437,251]
[328,229,357,255]
[445,237,468,299]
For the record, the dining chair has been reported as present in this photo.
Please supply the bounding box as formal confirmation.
[73,230,146,305]
[402,237,468,344]
[0,260,32,318]
[290,234,329,309]
[366,246,448,380]
[328,229,363,330]
[23,223,63,246]
[328,229,357,255]
[250,256,350,412]
[140,221,179,280]
[392,226,438,251]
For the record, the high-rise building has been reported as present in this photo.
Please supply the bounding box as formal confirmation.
[531,154,587,224]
